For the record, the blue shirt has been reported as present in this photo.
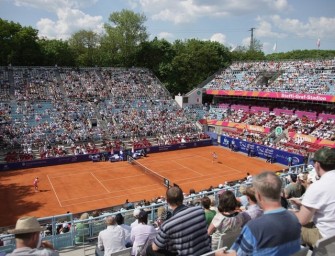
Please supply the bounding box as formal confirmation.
[231,208,301,256]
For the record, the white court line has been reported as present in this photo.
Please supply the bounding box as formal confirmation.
[102,173,144,182]
[197,154,242,173]
[90,172,110,193]
[52,170,158,204]
[144,154,198,164]
[61,184,163,207]
[61,173,150,202]
[47,174,63,207]
[53,151,241,208]
[173,160,203,176]
[60,191,110,202]
[176,173,239,186]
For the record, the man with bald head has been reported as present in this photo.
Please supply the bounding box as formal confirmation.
[96,215,126,256]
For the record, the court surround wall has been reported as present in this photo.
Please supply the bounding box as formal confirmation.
[0,140,213,171]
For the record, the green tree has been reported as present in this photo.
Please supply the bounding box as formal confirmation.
[135,38,175,77]
[0,19,41,65]
[38,38,76,66]
[103,9,148,67]
[0,19,20,65]
[266,49,335,60]
[230,39,265,61]
[68,30,101,66]
[164,39,231,95]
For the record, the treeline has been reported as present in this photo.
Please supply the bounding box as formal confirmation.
[1,10,335,95]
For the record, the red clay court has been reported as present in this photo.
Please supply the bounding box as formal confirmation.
[0,146,285,227]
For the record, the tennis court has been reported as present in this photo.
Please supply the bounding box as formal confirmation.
[0,146,285,227]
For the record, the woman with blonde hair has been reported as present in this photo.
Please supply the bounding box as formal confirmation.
[75,212,90,243]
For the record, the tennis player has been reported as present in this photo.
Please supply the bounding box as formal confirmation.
[212,151,217,163]
[33,177,39,192]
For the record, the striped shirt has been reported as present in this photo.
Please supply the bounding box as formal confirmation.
[231,208,301,256]
[154,205,211,256]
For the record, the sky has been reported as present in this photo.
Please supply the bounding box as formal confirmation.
[1,0,334,54]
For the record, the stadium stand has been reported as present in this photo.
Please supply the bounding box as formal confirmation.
[1,60,334,255]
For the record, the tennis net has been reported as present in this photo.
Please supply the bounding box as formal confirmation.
[127,156,170,188]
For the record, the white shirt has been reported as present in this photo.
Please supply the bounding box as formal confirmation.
[130,219,139,229]
[98,225,126,256]
[130,223,157,256]
[119,224,132,245]
[302,170,335,238]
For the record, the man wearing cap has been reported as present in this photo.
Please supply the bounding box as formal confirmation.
[131,208,141,229]
[293,147,335,247]
[7,216,59,256]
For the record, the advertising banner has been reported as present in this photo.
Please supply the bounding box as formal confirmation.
[206,89,335,103]
[220,135,304,166]
[205,120,270,133]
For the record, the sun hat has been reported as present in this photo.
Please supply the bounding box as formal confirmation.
[8,216,45,234]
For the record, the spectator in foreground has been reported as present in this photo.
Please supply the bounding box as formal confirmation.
[96,216,126,256]
[8,216,59,256]
[74,212,89,244]
[131,208,141,229]
[154,206,169,229]
[147,186,211,256]
[242,186,263,225]
[201,196,216,226]
[208,190,248,250]
[293,147,335,247]
[115,213,132,247]
[284,174,305,199]
[131,210,157,256]
[216,171,301,256]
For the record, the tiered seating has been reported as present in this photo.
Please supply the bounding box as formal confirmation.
[4,151,33,162]
[204,60,335,95]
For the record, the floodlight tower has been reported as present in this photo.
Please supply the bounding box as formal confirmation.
[249,27,256,51]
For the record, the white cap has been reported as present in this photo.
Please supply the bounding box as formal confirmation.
[133,209,141,217]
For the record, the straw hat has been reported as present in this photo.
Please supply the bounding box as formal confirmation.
[8,216,45,234]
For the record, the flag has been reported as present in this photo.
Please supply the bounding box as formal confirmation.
[230,46,237,52]
[273,43,277,52]
[317,38,321,49]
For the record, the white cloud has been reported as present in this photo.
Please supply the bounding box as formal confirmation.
[13,0,104,39]
[157,32,174,41]
[262,41,273,53]
[13,0,97,11]
[210,33,227,44]
[242,37,251,47]
[254,17,287,39]
[270,15,335,39]
[135,0,290,24]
